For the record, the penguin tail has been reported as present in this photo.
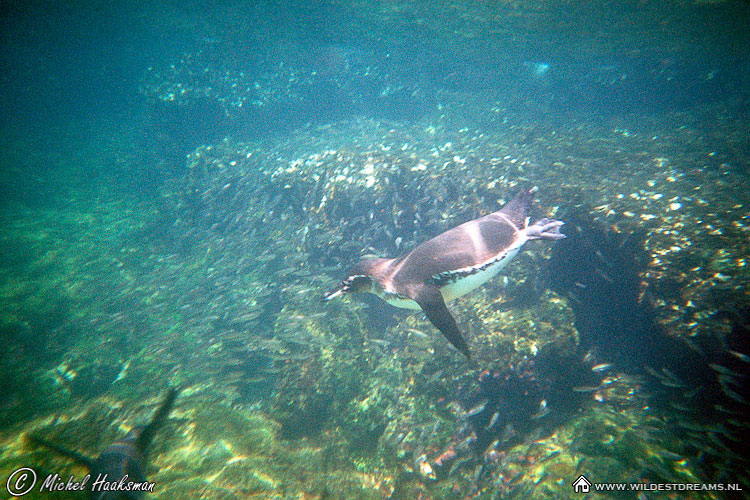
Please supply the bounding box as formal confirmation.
[500,186,537,228]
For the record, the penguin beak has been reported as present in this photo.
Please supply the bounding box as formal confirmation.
[322,286,345,301]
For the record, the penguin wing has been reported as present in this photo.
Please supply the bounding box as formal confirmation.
[414,286,471,359]
[136,387,178,454]
[27,434,96,469]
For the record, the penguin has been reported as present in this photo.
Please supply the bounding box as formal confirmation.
[323,186,565,358]
[28,388,178,500]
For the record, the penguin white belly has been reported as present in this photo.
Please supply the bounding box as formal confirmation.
[382,294,422,310]
[439,244,522,302]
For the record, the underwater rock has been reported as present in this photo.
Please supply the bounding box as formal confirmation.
[17,104,740,498]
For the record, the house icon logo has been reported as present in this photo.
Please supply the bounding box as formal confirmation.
[572,475,591,493]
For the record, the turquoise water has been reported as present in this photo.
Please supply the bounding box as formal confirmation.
[1,1,749,499]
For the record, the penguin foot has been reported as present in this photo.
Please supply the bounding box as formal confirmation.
[526,218,565,240]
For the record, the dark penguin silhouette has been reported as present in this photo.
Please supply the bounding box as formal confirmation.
[28,388,178,499]
[324,187,565,358]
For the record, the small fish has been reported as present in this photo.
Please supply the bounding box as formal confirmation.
[591,363,612,373]
[500,423,517,445]
[448,455,474,477]
[661,367,682,382]
[447,401,464,414]
[456,421,471,435]
[683,338,705,356]
[710,363,742,377]
[406,328,428,338]
[718,375,742,392]
[729,350,750,363]
[283,336,310,346]
[255,253,277,263]
[617,232,632,250]
[713,404,737,414]
[472,463,484,482]
[659,379,686,389]
[112,359,131,383]
[430,420,442,436]
[456,432,477,451]
[531,400,550,420]
[230,311,261,324]
[646,365,685,387]
[485,411,500,430]
[505,470,526,487]
[677,420,706,432]
[669,402,692,412]
[425,369,444,384]
[573,385,601,393]
[274,267,295,277]
[261,366,283,375]
[286,352,315,360]
[539,450,560,463]
[462,399,488,419]
[595,268,614,284]
[657,450,685,461]
[633,424,661,434]
[720,383,747,404]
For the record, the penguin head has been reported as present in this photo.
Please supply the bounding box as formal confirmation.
[323,257,393,302]
[323,274,372,301]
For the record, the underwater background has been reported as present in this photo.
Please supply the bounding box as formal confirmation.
[1,0,749,498]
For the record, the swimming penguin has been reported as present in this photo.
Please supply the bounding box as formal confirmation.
[323,186,565,358]
[28,388,178,499]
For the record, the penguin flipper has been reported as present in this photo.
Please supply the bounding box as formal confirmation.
[414,287,471,359]
[27,434,96,469]
[136,387,178,453]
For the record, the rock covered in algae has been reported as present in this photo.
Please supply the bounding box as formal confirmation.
[174,109,747,368]
[2,386,398,500]
[4,85,747,498]
[151,113,747,494]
